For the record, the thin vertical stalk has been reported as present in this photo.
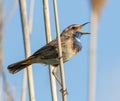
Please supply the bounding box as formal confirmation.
[21,71,27,101]
[21,0,35,101]
[89,12,98,101]
[18,0,35,101]
[0,1,13,100]
[0,0,3,99]
[5,0,18,25]
[53,0,67,101]
[43,0,58,101]
[0,77,2,101]
[29,0,34,34]
[89,0,106,101]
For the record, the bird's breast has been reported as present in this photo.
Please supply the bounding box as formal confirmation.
[62,38,81,62]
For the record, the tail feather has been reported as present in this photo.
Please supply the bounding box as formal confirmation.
[8,57,34,74]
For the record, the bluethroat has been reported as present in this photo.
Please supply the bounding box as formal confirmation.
[8,22,90,74]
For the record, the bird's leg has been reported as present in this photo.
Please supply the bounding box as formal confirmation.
[58,56,63,60]
[52,67,62,86]
[52,67,68,95]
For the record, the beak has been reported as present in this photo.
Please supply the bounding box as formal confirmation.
[79,32,90,35]
[81,22,90,27]
[77,22,90,31]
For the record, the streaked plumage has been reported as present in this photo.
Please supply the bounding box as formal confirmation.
[8,22,90,74]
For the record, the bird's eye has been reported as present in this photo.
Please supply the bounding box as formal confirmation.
[72,27,76,29]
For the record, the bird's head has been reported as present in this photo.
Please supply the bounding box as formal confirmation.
[61,22,90,37]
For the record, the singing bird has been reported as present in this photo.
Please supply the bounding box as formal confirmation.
[8,22,90,74]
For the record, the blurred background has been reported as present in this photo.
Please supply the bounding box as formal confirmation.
[0,0,120,101]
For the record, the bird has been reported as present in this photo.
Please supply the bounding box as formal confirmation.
[8,22,90,74]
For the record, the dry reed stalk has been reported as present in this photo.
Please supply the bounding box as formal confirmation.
[43,0,58,101]
[21,0,35,101]
[53,0,67,101]
[0,1,14,100]
[19,0,35,101]
[89,0,106,101]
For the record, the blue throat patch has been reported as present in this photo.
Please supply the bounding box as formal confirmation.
[74,31,82,46]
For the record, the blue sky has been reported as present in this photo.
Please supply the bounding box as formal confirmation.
[3,0,120,101]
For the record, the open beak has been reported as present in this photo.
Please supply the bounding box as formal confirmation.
[79,32,90,35]
[81,22,90,27]
[77,22,90,35]
[77,22,90,31]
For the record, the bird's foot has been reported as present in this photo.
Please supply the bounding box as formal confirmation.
[60,88,68,95]
[58,56,63,60]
